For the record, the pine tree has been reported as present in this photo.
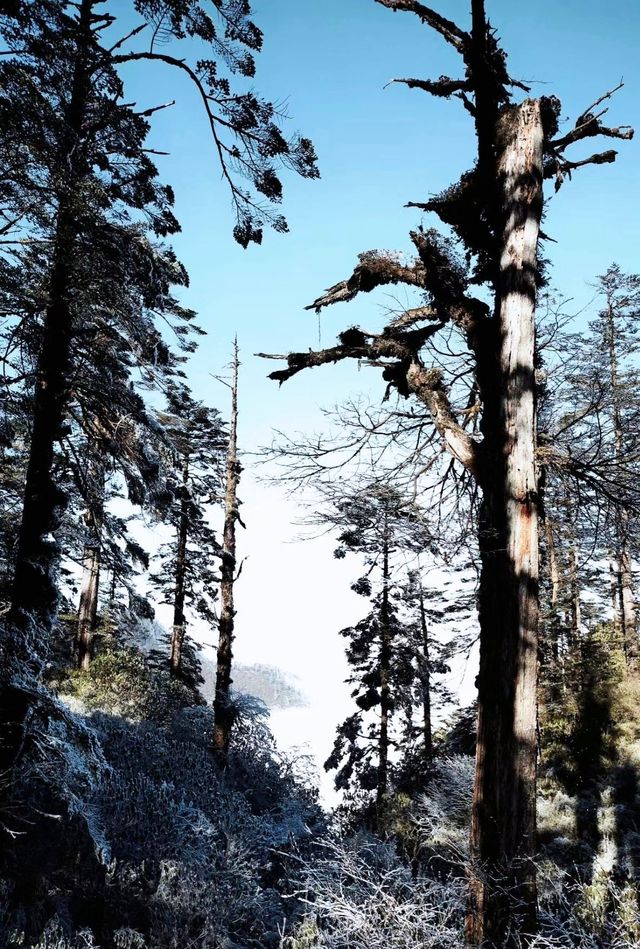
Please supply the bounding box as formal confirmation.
[0,0,318,641]
[319,480,432,818]
[151,384,225,690]
[590,267,640,666]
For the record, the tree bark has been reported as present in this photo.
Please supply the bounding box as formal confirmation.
[213,341,241,764]
[467,99,543,948]
[169,457,190,676]
[543,514,560,665]
[9,0,94,634]
[568,543,581,647]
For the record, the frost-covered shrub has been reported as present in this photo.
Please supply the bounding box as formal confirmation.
[535,864,640,948]
[81,703,322,948]
[413,756,474,854]
[1,673,323,948]
[282,835,465,948]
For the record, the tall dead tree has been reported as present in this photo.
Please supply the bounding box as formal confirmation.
[260,1,632,943]
[213,341,242,765]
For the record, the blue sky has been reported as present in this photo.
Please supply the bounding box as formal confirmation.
[117,1,640,776]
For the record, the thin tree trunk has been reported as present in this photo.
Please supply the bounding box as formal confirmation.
[75,447,105,670]
[169,457,189,676]
[544,517,559,615]
[604,302,637,665]
[620,537,637,667]
[568,543,581,646]
[9,0,94,634]
[376,521,391,815]
[543,514,560,664]
[213,341,241,764]
[468,98,543,948]
[418,584,433,760]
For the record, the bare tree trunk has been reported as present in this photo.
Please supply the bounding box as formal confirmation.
[568,543,582,646]
[75,449,105,670]
[169,457,190,676]
[620,536,637,667]
[604,301,637,666]
[543,514,561,665]
[376,522,391,816]
[544,517,559,616]
[418,584,433,760]
[468,98,543,948]
[213,341,241,764]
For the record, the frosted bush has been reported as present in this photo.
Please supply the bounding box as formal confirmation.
[283,835,465,948]
[86,705,321,948]
[413,755,474,855]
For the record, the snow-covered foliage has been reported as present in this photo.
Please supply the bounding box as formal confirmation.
[283,835,465,948]
[0,659,323,949]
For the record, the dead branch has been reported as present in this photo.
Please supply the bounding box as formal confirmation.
[406,364,479,475]
[549,82,634,152]
[384,76,471,97]
[383,305,439,333]
[373,0,467,51]
[305,251,426,312]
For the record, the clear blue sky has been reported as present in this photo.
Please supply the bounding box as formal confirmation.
[117,0,640,445]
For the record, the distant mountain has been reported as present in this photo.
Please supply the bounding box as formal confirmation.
[200,658,309,710]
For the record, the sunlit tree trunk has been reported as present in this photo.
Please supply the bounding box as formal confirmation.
[213,341,241,764]
[604,301,638,666]
[468,98,543,948]
[620,540,637,667]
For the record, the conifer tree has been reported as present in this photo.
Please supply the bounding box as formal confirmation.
[319,481,431,818]
[590,267,640,666]
[0,0,318,642]
[151,384,225,688]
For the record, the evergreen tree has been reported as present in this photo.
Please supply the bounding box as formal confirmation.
[0,0,317,643]
[151,384,225,688]
[320,481,432,817]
